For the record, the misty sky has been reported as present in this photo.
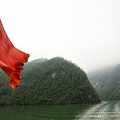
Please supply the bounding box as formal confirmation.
[0,0,120,72]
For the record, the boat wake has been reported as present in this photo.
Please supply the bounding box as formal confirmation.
[75,101,120,120]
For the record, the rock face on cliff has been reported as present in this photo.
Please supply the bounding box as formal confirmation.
[88,64,120,100]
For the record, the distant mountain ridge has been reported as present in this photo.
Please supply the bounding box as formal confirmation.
[0,57,101,105]
[88,64,120,100]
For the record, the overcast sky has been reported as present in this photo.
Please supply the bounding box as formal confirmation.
[0,0,120,72]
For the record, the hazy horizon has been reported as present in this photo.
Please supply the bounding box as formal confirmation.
[0,0,120,72]
[28,56,119,73]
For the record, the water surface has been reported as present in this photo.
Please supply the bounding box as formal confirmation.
[0,101,120,120]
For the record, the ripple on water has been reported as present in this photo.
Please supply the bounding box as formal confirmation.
[75,101,120,120]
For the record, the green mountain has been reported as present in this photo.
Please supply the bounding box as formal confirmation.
[88,64,120,100]
[0,57,101,105]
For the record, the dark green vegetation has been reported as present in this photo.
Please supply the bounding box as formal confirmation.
[88,64,120,100]
[0,57,100,105]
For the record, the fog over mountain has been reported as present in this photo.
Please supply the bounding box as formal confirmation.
[1,0,120,72]
[88,63,120,100]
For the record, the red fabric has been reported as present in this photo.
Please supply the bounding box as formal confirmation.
[0,20,30,89]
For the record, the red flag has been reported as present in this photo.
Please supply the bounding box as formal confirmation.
[0,20,30,89]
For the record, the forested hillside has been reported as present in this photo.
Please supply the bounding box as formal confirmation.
[88,64,120,100]
[0,57,101,105]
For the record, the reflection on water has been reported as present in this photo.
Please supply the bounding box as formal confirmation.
[0,104,92,120]
[0,101,119,120]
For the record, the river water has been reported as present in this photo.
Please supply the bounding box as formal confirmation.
[0,101,120,120]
